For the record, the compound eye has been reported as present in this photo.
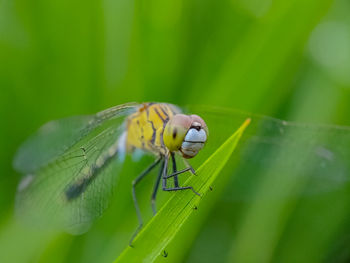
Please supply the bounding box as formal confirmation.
[181,141,205,158]
[190,115,209,137]
[180,127,207,158]
[184,128,207,143]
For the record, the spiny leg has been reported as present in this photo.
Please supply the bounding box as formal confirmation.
[162,185,201,196]
[151,153,185,214]
[183,158,196,175]
[161,156,169,190]
[165,167,192,179]
[129,157,161,246]
[166,153,196,179]
[162,154,200,196]
[171,152,179,187]
[151,159,164,215]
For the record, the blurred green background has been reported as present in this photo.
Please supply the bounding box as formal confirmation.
[2,0,350,262]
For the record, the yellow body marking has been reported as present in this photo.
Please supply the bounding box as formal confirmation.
[126,103,180,155]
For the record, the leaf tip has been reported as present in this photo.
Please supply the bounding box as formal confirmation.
[240,118,251,131]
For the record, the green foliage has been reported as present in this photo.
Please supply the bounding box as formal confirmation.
[2,0,350,262]
[115,119,250,262]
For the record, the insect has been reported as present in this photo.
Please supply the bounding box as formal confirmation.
[13,102,208,244]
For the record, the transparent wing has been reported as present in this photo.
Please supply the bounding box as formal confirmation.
[14,115,93,174]
[14,103,139,233]
[187,105,350,200]
[14,102,138,174]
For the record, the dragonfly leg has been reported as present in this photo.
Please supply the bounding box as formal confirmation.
[129,157,161,247]
[165,153,196,179]
[164,167,192,179]
[162,155,200,196]
[151,159,164,215]
[171,152,179,187]
[162,185,200,196]
[183,158,196,175]
[161,156,169,191]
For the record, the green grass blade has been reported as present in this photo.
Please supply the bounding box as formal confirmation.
[115,119,251,263]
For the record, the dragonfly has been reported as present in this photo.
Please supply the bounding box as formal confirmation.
[13,102,208,244]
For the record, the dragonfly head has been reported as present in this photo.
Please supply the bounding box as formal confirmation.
[163,114,208,158]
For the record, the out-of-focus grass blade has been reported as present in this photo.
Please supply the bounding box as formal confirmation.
[114,119,250,263]
[180,106,350,262]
